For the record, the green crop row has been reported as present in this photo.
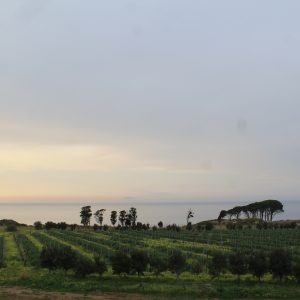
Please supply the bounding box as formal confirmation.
[14,234,40,266]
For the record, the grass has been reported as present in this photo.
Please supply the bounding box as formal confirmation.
[0,267,299,299]
[3,233,23,268]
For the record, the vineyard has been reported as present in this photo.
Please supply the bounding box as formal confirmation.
[0,226,299,299]
[1,227,300,271]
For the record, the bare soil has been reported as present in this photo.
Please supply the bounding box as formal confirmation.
[0,286,151,300]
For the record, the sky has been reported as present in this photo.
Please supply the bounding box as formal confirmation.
[0,0,300,203]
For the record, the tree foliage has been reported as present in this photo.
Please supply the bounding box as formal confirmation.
[269,249,292,281]
[248,251,268,281]
[218,199,284,221]
[130,249,149,275]
[111,251,131,276]
[208,253,227,280]
[80,206,92,226]
[110,211,117,227]
[94,255,107,277]
[118,210,126,227]
[33,221,43,230]
[229,252,248,282]
[94,209,106,226]
[168,250,186,279]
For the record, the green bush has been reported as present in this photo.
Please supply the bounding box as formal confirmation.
[130,249,149,276]
[33,221,43,230]
[74,256,95,278]
[248,251,268,282]
[149,254,168,276]
[269,249,292,281]
[229,252,248,282]
[168,250,186,279]
[94,255,107,277]
[5,224,17,232]
[208,252,227,280]
[110,251,131,276]
[40,245,77,271]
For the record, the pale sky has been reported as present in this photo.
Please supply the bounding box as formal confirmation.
[0,0,300,202]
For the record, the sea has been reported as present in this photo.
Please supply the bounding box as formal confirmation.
[0,200,299,226]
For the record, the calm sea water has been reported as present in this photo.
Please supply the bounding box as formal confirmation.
[0,201,298,226]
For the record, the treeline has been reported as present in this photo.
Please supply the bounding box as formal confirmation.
[38,243,300,283]
[79,206,160,230]
[208,249,300,283]
[218,199,284,222]
[226,220,298,230]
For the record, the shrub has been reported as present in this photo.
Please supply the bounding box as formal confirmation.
[168,250,186,279]
[74,256,95,278]
[40,245,77,271]
[111,251,131,276]
[130,249,149,276]
[166,224,181,231]
[292,259,300,283]
[70,224,77,231]
[269,249,292,281]
[205,222,214,231]
[186,222,193,231]
[57,246,77,271]
[0,258,5,268]
[45,222,57,230]
[189,260,203,275]
[226,223,236,230]
[5,224,17,232]
[94,255,107,277]
[248,251,268,282]
[33,221,43,230]
[208,253,227,280]
[57,222,67,230]
[93,224,100,231]
[229,252,248,282]
[40,246,58,270]
[149,254,168,276]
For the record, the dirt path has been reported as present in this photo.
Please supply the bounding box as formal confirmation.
[0,286,151,300]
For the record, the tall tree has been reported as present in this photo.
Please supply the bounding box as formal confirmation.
[129,207,137,227]
[118,210,126,227]
[94,209,106,226]
[217,210,227,223]
[125,213,132,227]
[110,211,117,227]
[219,199,284,221]
[80,206,92,226]
[186,209,194,226]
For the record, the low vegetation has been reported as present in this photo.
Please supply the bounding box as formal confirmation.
[0,203,298,299]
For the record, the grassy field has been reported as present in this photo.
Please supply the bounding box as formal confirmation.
[0,226,299,299]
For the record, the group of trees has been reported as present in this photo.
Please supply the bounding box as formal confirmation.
[40,245,186,279]
[80,206,195,230]
[80,206,144,229]
[218,199,284,222]
[209,249,300,283]
[39,244,300,283]
[111,250,186,279]
[40,245,107,278]
[34,221,71,231]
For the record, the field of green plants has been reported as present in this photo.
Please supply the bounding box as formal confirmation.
[0,226,299,299]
